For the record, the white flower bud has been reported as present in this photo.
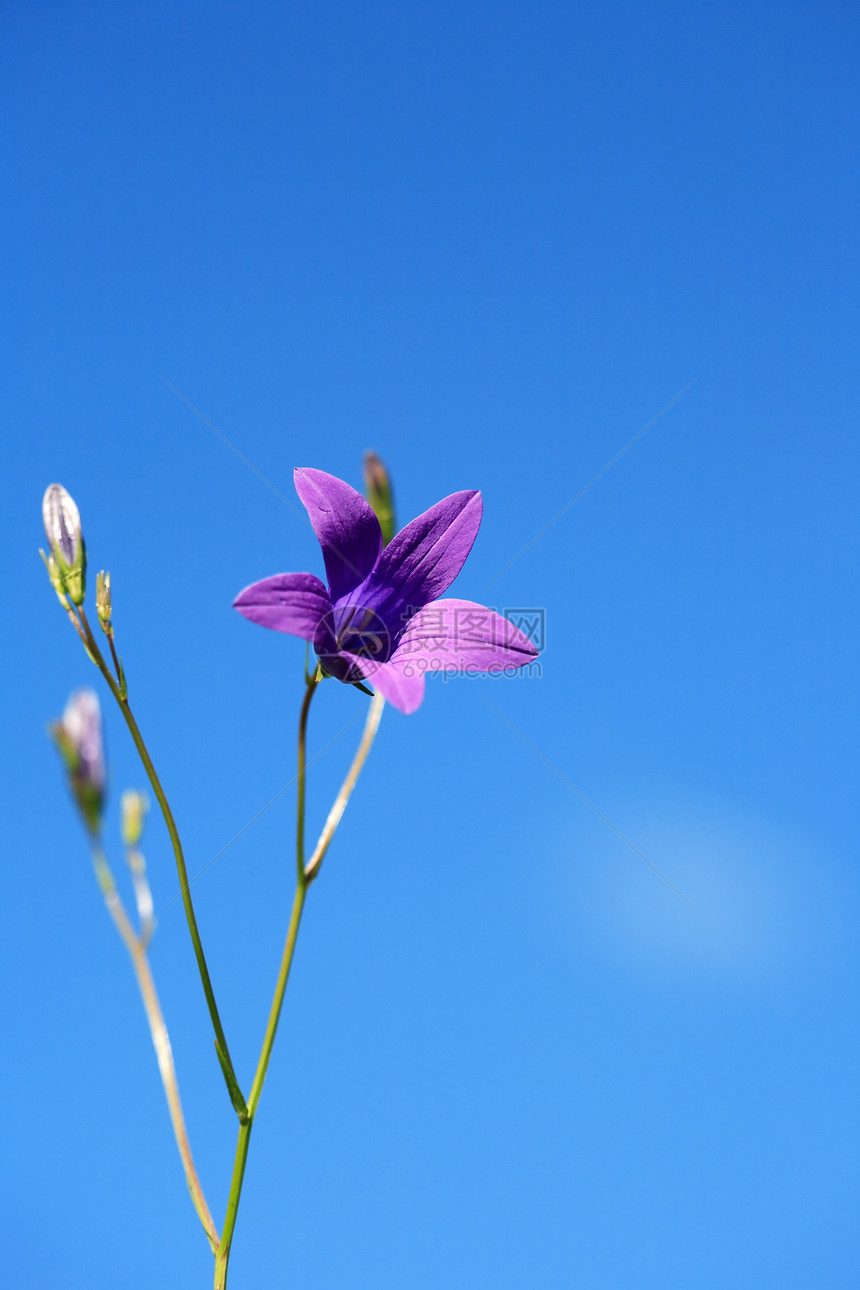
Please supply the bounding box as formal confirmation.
[42,484,81,565]
[41,483,86,606]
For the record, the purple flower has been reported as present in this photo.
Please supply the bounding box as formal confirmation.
[233,468,538,714]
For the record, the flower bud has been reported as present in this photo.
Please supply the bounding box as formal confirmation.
[42,484,80,564]
[120,790,148,848]
[363,451,396,546]
[51,688,105,833]
[41,483,86,606]
[96,570,112,632]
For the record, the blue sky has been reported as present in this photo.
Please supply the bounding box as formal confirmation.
[2,2,858,1286]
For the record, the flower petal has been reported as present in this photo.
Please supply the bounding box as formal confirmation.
[356,490,483,628]
[233,572,331,640]
[339,650,427,715]
[392,599,539,673]
[294,467,383,602]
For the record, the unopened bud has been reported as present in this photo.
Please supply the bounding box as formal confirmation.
[363,451,396,546]
[41,483,86,606]
[120,790,148,848]
[96,570,112,632]
[51,688,105,833]
[42,484,80,564]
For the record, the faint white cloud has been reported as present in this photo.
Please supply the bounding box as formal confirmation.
[551,802,845,986]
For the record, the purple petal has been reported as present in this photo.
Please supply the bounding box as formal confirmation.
[391,599,539,673]
[312,606,339,660]
[294,467,383,602]
[234,572,331,641]
[355,491,483,626]
[339,650,427,715]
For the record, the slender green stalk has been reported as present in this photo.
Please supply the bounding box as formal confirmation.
[215,674,317,1288]
[215,675,388,1286]
[76,609,242,1102]
[213,1118,252,1290]
[107,632,124,690]
[214,880,307,1287]
[92,840,219,1252]
[247,880,307,1117]
[295,671,317,882]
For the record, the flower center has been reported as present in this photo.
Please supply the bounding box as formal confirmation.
[335,605,390,659]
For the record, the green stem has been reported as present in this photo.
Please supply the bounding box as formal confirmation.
[215,884,307,1287]
[213,1119,251,1290]
[77,609,242,1104]
[106,628,123,686]
[215,675,317,1288]
[295,671,317,883]
[248,880,307,1118]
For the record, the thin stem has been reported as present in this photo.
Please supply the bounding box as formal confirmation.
[215,676,317,1288]
[107,630,123,686]
[247,881,307,1118]
[77,609,242,1102]
[305,688,384,882]
[214,883,307,1288]
[91,841,219,1252]
[295,672,318,882]
[213,1120,252,1290]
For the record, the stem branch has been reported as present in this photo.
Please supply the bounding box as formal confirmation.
[77,609,242,1104]
[215,674,318,1287]
[92,843,219,1252]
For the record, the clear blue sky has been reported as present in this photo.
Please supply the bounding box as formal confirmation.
[2,2,858,1286]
